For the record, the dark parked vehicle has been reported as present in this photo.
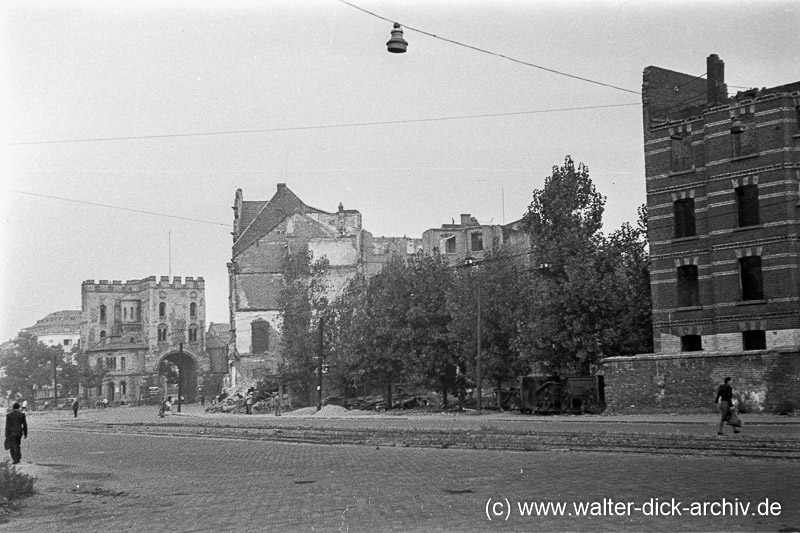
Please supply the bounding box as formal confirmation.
[519,376,603,414]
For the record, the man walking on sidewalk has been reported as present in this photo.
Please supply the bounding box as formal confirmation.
[715,377,741,435]
[5,402,28,464]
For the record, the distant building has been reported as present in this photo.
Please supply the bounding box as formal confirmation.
[80,276,222,403]
[421,214,530,264]
[228,183,420,384]
[22,310,81,355]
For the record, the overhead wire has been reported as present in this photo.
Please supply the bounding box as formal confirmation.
[337,0,641,96]
[4,189,231,227]
[3,103,639,146]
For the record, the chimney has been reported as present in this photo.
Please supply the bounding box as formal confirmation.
[460,214,472,225]
[707,54,728,106]
[277,183,287,192]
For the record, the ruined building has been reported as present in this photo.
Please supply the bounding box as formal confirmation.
[642,54,800,353]
[81,276,224,403]
[228,183,420,384]
[603,54,800,412]
[421,214,531,264]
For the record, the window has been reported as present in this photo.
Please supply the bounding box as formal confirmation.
[676,265,700,307]
[673,198,696,238]
[120,381,127,397]
[739,256,764,301]
[159,302,166,319]
[681,335,702,352]
[106,357,117,370]
[188,324,198,343]
[158,324,167,342]
[63,339,71,346]
[251,319,270,354]
[190,302,197,319]
[100,330,106,343]
[100,305,107,323]
[670,134,693,172]
[445,236,456,254]
[736,185,759,227]
[732,114,757,158]
[743,330,766,350]
[470,232,483,252]
[120,357,126,371]
[123,307,127,320]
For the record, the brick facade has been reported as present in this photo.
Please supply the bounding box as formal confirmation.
[602,55,800,412]
[643,55,800,353]
[603,349,800,413]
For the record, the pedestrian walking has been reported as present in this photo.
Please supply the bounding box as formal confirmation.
[21,399,28,412]
[715,377,741,435]
[272,394,281,417]
[5,402,28,464]
[72,398,79,418]
[245,392,253,415]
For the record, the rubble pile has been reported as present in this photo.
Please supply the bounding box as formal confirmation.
[203,382,258,414]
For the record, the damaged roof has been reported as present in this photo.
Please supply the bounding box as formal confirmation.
[233,184,329,258]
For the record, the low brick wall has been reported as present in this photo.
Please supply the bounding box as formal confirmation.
[602,348,800,413]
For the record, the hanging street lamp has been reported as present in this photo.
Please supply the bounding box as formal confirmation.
[386,23,408,53]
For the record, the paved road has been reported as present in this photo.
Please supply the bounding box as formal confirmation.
[3,410,800,532]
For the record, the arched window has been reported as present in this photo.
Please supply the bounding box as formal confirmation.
[100,330,106,344]
[100,305,107,322]
[159,302,167,319]
[188,324,198,342]
[120,357,126,371]
[190,302,197,319]
[158,324,167,342]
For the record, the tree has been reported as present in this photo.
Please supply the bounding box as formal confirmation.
[448,250,530,408]
[278,249,329,405]
[403,253,456,405]
[323,273,373,398]
[518,156,651,376]
[0,333,65,404]
[362,256,414,409]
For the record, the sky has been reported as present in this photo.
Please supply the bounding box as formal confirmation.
[1,0,798,343]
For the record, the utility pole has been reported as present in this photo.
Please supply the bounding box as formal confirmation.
[316,317,324,412]
[178,342,183,413]
[53,353,58,407]
[476,272,482,414]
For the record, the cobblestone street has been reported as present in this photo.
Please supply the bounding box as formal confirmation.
[2,406,799,532]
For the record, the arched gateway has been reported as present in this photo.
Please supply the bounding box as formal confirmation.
[158,350,198,403]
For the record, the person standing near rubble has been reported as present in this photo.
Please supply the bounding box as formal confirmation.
[245,391,253,415]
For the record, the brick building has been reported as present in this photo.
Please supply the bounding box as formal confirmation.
[643,54,800,353]
[228,183,420,385]
[603,55,800,413]
[81,276,222,404]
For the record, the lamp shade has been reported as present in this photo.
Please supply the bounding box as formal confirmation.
[387,23,408,53]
